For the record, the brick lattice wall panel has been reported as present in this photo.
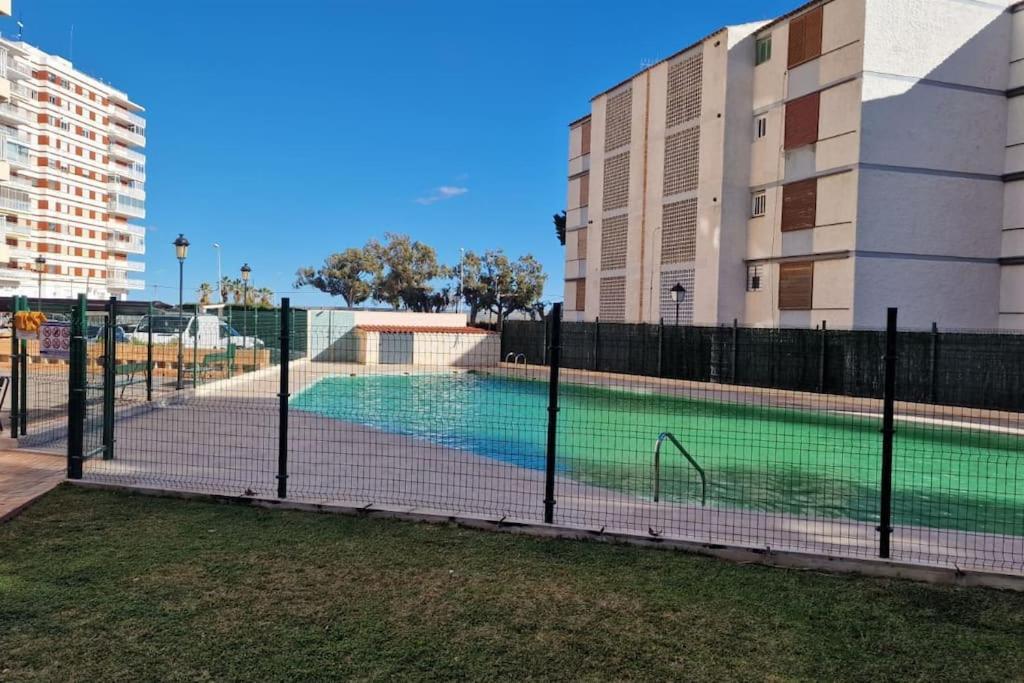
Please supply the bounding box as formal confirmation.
[778,261,814,310]
[602,152,630,211]
[580,119,592,155]
[659,268,695,323]
[661,198,697,264]
[781,178,818,231]
[599,276,627,321]
[784,91,820,150]
[604,89,632,152]
[663,127,700,197]
[665,52,703,129]
[577,228,588,260]
[575,278,586,312]
[600,214,629,270]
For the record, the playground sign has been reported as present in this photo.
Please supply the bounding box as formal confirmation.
[39,321,71,359]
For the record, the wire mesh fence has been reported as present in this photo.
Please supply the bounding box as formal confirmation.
[63,300,1023,577]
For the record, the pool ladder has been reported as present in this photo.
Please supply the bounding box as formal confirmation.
[504,352,526,366]
[653,432,707,506]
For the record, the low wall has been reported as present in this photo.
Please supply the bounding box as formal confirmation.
[355,330,498,367]
[307,310,470,362]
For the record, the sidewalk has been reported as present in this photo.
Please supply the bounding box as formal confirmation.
[0,448,63,522]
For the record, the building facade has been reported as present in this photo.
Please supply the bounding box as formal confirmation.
[0,37,145,301]
[564,0,1024,330]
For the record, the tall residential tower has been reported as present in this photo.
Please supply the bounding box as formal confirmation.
[0,36,145,300]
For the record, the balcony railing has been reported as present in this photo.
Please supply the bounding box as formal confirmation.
[107,272,145,290]
[108,236,146,254]
[109,125,145,148]
[114,162,146,183]
[108,182,145,202]
[5,58,30,81]
[110,105,145,130]
[109,195,146,219]
[0,138,31,167]
[109,144,145,165]
[0,185,30,212]
[0,102,30,125]
[112,259,145,272]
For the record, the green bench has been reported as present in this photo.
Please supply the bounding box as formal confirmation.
[198,344,236,380]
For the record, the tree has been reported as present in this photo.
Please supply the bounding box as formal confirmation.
[553,211,566,246]
[219,276,234,305]
[294,247,380,307]
[255,287,275,309]
[460,249,547,324]
[197,282,214,306]
[368,233,450,312]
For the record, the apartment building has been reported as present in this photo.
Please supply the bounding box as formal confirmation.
[564,0,1024,330]
[0,37,145,301]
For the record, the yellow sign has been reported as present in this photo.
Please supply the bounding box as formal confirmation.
[13,310,47,338]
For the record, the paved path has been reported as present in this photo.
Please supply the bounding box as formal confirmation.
[0,449,63,522]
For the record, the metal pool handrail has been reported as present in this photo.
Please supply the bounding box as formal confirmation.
[504,352,527,366]
[653,432,707,505]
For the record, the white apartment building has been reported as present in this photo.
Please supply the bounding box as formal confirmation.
[564,0,1024,330]
[0,37,145,301]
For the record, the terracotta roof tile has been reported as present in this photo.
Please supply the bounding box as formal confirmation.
[356,325,493,335]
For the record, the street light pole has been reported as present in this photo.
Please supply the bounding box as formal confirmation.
[34,256,46,311]
[213,243,223,304]
[457,247,465,314]
[240,263,251,352]
[174,234,190,390]
[670,282,686,327]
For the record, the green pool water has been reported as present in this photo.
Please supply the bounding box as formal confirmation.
[290,373,1024,535]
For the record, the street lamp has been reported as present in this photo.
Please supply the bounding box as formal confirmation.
[213,242,223,304]
[670,282,686,327]
[240,263,251,351]
[34,256,46,311]
[457,247,465,314]
[174,233,190,390]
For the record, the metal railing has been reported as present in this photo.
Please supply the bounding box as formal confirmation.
[108,145,145,165]
[652,432,707,505]
[0,185,31,212]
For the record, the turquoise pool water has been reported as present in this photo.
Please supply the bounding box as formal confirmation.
[290,373,1024,534]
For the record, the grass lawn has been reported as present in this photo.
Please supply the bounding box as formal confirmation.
[1,487,1023,681]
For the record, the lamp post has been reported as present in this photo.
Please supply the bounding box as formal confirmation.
[457,247,465,313]
[670,282,686,327]
[174,234,190,390]
[213,242,223,304]
[34,256,46,311]
[240,263,251,351]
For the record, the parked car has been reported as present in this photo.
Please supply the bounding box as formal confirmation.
[129,314,264,349]
[86,324,128,343]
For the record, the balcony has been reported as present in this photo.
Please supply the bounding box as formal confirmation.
[109,105,145,130]
[0,137,31,167]
[108,234,146,254]
[5,58,30,81]
[112,259,145,272]
[113,162,146,183]
[0,102,29,126]
[10,82,30,101]
[4,221,32,236]
[0,185,30,213]
[109,124,145,148]
[108,194,146,219]
[107,271,145,290]
[108,182,145,202]
[109,144,145,165]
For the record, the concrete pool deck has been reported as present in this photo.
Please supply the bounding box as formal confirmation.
[45,359,1017,580]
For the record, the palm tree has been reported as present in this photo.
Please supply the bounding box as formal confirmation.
[219,276,236,305]
[256,287,274,309]
[197,282,214,306]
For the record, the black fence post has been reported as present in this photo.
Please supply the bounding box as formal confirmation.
[277,298,290,499]
[593,316,600,371]
[928,321,938,404]
[731,319,739,384]
[657,318,664,378]
[102,297,117,460]
[542,313,549,366]
[10,296,19,436]
[879,307,898,559]
[18,296,27,436]
[67,294,86,479]
[544,302,562,524]
[146,301,153,401]
[818,320,827,393]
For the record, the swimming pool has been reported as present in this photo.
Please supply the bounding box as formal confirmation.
[290,373,1024,535]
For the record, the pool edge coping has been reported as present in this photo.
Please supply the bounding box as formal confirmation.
[64,479,1024,593]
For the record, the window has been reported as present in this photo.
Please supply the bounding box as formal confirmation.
[755,36,772,65]
[781,178,817,231]
[755,116,767,139]
[751,190,767,218]
[788,7,823,68]
[746,265,764,292]
[779,261,814,310]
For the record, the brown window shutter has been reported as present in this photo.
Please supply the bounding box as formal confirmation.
[578,173,589,207]
[577,228,588,259]
[778,261,814,310]
[784,91,820,150]
[580,120,591,155]
[781,178,818,231]
[787,6,823,68]
[575,278,586,311]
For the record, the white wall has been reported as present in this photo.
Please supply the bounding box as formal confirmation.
[355,329,499,367]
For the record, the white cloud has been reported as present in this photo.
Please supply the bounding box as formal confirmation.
[416,185,468,205]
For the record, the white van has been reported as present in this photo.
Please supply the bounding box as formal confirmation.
[130,314,265,349]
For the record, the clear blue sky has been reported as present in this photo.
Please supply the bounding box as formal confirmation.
[7,0,798,306]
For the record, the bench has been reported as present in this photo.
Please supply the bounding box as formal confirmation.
[198,344,236,380]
